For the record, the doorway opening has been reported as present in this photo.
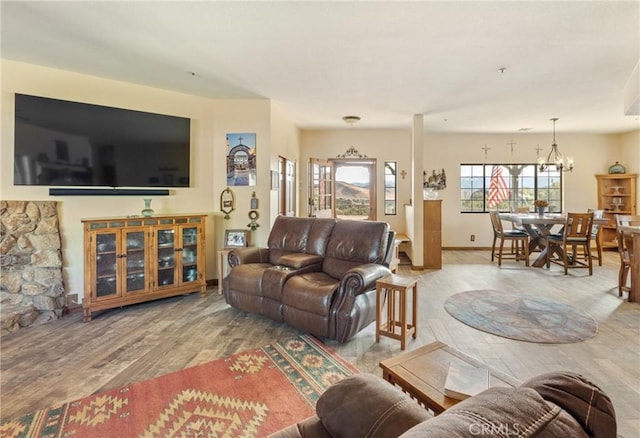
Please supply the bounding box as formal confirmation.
[333,159,376,220]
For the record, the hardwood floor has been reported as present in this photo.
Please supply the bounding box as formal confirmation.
[1,250,638,436]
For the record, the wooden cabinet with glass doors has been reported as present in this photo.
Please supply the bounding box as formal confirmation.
[82,214,207,321]
[595,174,637,249]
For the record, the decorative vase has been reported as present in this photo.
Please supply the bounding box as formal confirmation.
[608,161,626,174]
[423,187,439,200]
[537,206,545,217]
[141,198,154,217]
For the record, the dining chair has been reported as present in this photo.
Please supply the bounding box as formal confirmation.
[615,215,640,296]
[546,212,594,275]
[510,206,532,252]
[587,209,604,266]
[489,210,529,266]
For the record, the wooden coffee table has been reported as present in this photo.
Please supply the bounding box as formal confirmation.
[379,341,520,415]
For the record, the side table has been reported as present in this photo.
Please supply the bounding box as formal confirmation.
[379,341,520,415]
[375,274,418,350]
[217,248,233,295]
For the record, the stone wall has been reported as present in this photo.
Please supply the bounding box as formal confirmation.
[0,201,65,335]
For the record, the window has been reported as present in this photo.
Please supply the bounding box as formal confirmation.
[332,159,376,220]
[384,161,397,215]
[460,164,562,213]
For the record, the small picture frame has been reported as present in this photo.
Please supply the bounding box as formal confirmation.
[224,229,249,248]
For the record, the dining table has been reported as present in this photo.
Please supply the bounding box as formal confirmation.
[499,213,609,268]
[619,225,639,303]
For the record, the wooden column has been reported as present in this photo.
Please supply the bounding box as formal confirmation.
[423,200,442,269]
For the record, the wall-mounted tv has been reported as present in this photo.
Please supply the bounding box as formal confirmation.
[14,94,191,187]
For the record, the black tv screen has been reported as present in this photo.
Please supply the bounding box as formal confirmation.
[14,94,191,187]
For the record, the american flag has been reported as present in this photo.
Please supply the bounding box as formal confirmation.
[487,166,510,208]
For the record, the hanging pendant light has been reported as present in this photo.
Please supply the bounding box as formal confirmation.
[538,118,573,172]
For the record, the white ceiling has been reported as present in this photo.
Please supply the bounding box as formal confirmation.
[2,1,639,134]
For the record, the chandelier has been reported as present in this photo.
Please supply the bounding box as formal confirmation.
[538,118,573,172]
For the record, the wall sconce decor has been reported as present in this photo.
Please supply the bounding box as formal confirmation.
[220,187,235,219]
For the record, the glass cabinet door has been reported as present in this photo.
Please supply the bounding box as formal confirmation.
[181,226,199,283]
[95,232,118,298]
[124,230,146,293]
[157,228,176,287]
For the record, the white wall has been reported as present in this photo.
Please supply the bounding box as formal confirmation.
[210,99,272,251]
[270,102,301,221]
[1,60,294,302]
[1,59,635,295]
[300,129,411,234]
[423,132,624,248]
[299,127,636,258]
[619,130,640,214]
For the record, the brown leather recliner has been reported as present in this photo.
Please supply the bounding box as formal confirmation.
[270,372,617,438]
[223,216,395,342]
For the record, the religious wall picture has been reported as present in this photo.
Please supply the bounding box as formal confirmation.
[226,133,257,186]
[424,168,447,190]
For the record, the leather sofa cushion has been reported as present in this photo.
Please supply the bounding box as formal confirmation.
[400,386,588,438]
[225,263,272,297]
[268,217,314,264]
[281,273,339,316]
[307,218,337,256]
[268,416,331,438]
[520,372,616,438]
[316,373,430,438]
[267,217,337,266]
[323,220,389,279]
[278,253,323,269]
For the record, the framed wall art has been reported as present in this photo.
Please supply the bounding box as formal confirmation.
[224,229,249,248]
[226,133,257,186]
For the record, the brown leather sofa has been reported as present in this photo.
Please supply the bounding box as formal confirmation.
[270,372,617,438]
[223,216,395,342]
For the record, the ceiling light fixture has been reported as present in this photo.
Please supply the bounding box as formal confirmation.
[538,118,573,172]
[342,115,360,126]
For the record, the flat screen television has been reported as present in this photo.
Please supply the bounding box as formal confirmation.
[14,94,191,187]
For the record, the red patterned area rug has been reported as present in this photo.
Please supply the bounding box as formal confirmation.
[0,335,357,437]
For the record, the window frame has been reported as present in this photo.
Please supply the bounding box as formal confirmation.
[331,158,377,220]
[459,163,563,213]
[384,161,397,215]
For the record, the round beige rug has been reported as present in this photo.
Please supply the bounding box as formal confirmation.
[444,290,598,344]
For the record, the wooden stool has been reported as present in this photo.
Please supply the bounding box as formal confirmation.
[376,274,418,350]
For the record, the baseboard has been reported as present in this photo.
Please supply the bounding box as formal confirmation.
[443,246,492,251]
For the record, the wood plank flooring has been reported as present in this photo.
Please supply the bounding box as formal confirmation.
[1,250,638,436]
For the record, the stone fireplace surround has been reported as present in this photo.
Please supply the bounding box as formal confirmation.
[0,201,65,335]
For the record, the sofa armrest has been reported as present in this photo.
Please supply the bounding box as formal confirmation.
[228,247,270,267]
[341,263,392,296]
[332,264,391,311]
[329,264,391,341]
[520,372,616,438]
[316,373,430,438]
